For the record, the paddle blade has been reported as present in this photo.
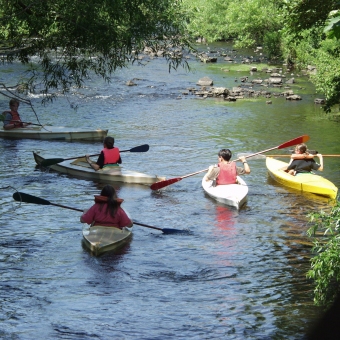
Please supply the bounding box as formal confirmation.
[40,158,65,167]
[150,177,182,190]
[162,228,191,234]
[278,135,310,149]
[13,192,51,205]
[129,144,149,153]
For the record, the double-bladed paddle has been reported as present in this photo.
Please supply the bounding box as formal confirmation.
[40,144,150,167]
[150,135,310,190]
[12,191,188,234]
[11,120,43,126]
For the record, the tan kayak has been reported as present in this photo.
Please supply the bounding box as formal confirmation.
[82,225,132,256]
[33,151,166,186]
[0,125,108,141]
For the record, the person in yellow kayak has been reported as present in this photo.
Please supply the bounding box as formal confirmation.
[286,143,323,175]
[85,136,122,170]
[2,98,31,130]
[205,148,250,185]
[80,185,133,228]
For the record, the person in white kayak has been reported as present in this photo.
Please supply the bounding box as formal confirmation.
[205,148,250,186]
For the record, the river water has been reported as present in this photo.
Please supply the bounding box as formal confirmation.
[1,42,339,339]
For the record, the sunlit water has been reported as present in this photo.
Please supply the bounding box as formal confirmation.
[1,42,339,339]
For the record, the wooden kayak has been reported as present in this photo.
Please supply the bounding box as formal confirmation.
[82,225,132,256]
[266,157,338,199]
[0,125,108,141]
[202,175,248,209]
[33,151,166,185]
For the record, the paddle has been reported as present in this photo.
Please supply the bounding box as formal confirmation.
[12,120,43,126]
[40,144,150,167]
[150,135,310,190]
[263,154,340,158]
[12,191,188,234]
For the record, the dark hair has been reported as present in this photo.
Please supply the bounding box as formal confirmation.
[100,185,119,217]
[9,98,20,107]
[103,136,115,149]
[218,149,232,161]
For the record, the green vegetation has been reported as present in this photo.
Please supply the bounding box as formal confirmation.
[307,201,340,306]
[0,0,191,100]
[1,0,340,110]
[182,0,340,112]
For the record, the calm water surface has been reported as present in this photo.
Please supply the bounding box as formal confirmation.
[1,43,339,339]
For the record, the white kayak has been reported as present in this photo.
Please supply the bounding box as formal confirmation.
[0,125,108,141]
[202,175,248,209]
[82,225,132,256]
[33,151,166,186]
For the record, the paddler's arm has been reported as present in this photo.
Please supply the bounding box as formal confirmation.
[316,154,324,171]
[86,154,101,171]
[290,153,314,160]
[239,156,250,174]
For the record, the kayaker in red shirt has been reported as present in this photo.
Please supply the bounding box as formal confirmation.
[85,136,122,171]
[80,185,133,228]
[205,148,250,185]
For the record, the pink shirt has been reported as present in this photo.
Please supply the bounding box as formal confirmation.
[81,204,131,228]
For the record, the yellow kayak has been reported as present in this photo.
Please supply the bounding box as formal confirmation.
[266,157,338,199]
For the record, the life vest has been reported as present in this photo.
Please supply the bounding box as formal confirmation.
[102,147,120,165]
[3,111,22,126]
[216,161,237,185]
[94,195,123,205]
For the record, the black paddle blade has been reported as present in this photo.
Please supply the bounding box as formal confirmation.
[40,158,65,167]
[13,192,51,205]
[130,144,149,153]
[162,228,191,234]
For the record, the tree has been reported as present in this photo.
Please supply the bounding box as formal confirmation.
[0,0,191,101]
[307,201,340,307]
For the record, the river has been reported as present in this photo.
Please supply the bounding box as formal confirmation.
[1,42,339,339]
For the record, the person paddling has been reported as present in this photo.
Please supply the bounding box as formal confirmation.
[204,148,250,185]
[80,185,133,228]
[286,143,323,175]
[86,136,122,171]
[2,98,31,130]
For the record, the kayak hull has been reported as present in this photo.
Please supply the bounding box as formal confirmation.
[33,151,166,185]
[0,126,108,141]
[82,225,132,256]
[266,157,338,199]
[202,175,248,209]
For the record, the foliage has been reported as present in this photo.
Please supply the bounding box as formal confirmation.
[310,38,340,112]
[181,0,231,42]
[0,0,192,100]
[306,201,340,307]
[281,0,338,32]
[224,0,283,49]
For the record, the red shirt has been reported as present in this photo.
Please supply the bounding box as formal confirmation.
[81,204,131,228]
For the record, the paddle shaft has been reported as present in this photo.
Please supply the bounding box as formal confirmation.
[12,120,43,126]
[60,146,146,162]
[266,154,340,157]
[40,144,149,167]
[150,135,310,190]
[12,191,178,233]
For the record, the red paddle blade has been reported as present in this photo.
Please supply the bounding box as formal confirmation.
[150,177,182,190]
[278,135,310,149]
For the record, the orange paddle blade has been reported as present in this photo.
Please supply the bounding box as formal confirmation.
[150,177,182,190]
[277,135,309,149]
